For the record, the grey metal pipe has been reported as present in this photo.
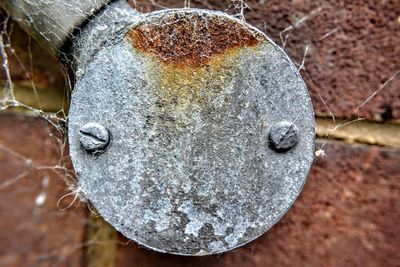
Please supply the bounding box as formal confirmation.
[0,0,112,56]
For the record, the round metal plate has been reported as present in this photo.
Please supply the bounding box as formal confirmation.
[68,9,315,255]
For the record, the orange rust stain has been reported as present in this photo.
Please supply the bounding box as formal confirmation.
[125,12,262,68]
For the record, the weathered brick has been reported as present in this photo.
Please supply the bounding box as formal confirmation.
[0,1,399,266]
[116,141,400,267]
[2,1,399,120]
[0,114,86,267]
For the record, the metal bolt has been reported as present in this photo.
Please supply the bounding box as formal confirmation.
[269,121,299,152]
[79,123,110,154]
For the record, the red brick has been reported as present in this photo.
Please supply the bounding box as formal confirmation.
[116,141,400,267]
[2,1,399,120]
[0,114,86,267]
[245,0,400,120]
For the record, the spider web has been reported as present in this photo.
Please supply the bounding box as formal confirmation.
[0,0,399,265]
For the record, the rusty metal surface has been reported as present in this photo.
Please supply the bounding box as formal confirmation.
[68,5,315,255]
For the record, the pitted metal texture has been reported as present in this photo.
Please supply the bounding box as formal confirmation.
[68,8,315,255]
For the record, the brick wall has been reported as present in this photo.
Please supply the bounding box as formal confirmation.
[1,1,399,266]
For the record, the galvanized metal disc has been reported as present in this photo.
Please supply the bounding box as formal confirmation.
[68,9,315,255]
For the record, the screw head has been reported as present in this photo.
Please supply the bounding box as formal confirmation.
[269,121,299,152]
[79,123,110,154]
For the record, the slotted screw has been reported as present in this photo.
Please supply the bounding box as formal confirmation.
[269,121,299,152]
[79,122,110,154]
